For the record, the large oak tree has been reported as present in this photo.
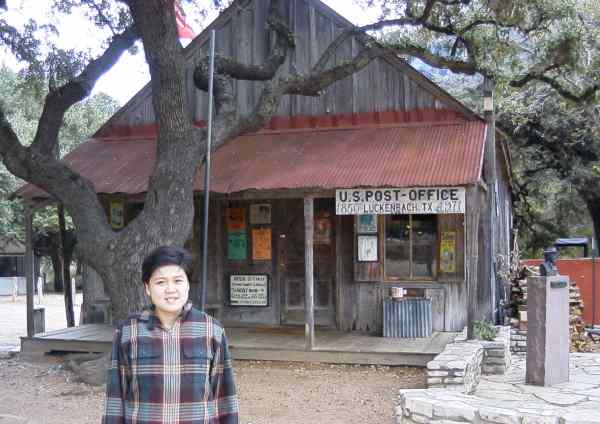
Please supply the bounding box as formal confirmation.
[1,0,597,321]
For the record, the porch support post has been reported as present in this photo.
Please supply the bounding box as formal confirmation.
[482,77,497,323]
[25,206,35,337]
[304,196,315,350]
[466,185,484,339]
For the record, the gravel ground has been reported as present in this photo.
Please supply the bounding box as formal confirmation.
[0,353,424,424]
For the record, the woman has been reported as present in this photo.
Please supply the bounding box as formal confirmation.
[103,246,239,423]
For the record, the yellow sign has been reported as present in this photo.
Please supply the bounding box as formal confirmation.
[252,228,272,260]
[110,201,124,229]
[440,231,456,273]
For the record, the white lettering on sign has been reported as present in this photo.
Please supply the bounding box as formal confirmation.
[230,275,269,306]
[335,187,465,215]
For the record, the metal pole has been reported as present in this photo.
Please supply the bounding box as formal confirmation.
[25,206,35,337]
[200,30,216,311]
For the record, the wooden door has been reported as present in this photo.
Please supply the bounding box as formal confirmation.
[279,199,336,327]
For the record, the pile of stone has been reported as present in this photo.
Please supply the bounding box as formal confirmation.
[507,263,589,352]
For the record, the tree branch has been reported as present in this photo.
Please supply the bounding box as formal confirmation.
[31,26,137,157]
[510,73,599,104]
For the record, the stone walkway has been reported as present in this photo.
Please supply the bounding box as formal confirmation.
[399,353,600,423]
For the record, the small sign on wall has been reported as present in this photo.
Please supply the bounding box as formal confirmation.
[250,204,271,224]
[226,207,246,231]
[110,201,124,229]
[440,231,456,273]
[227,231,247,260]
[230,274,269,306]
[357,214,377,233]
[252,228,272,260]
[357,235,378,262]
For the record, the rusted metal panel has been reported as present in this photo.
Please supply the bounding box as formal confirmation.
[206,120,486,193]
[383,297,432,338]
[17,119,486,202]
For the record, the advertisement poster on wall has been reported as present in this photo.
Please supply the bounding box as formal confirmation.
[440,231,456,273]
[227,231,247,260]
[227,207,246,231]
[252,228,272,260]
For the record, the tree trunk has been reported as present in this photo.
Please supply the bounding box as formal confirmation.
[582,194,600,248]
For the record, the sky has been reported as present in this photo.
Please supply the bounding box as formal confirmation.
[2,0,381,106]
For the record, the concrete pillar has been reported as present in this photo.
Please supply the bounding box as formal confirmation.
[526,275,570,386]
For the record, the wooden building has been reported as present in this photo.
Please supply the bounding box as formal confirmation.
[18,0,514,346]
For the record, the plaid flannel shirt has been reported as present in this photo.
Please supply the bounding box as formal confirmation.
[102,303,239,424]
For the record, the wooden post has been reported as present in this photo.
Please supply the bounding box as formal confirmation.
[58,204,75,327]
[465,185,483,339]
[304,196,315,350]
[482,77,497,322]
[25,206,35,337]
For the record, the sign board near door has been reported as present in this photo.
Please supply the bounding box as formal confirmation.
[229,274,269,306]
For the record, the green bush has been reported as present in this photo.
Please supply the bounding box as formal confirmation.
[474,320,497,341]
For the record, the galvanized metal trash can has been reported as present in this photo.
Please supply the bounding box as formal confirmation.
[383,297,432,338]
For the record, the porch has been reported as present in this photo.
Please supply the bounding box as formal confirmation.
[20,325,458,366]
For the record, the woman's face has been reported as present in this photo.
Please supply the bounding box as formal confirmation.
[145,264,190,315]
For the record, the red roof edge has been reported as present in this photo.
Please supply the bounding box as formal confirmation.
[98,108,465,138]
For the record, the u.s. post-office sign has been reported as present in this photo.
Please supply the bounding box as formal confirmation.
[335,187,465,215]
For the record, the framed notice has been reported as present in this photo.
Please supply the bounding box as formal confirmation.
[229,274,269,306]
[357,235,378,262]
[250,204,271,224]
[314,217,331,244]
[226,207,246,231]
[252,228,272,260]
[357,214,377,233]
[440,231,456,273]
[109,201,124,229]
[227,231,247,260]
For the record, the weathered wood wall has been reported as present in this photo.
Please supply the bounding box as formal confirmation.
[104,0,462,131]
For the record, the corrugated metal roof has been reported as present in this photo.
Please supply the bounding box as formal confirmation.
[17,120,486,201]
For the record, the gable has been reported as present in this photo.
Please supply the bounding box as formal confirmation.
[96,0,476,137]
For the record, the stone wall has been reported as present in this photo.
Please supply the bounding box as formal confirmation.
[426,330,483,394]
[481,326,511,374]
[510,328,527,353]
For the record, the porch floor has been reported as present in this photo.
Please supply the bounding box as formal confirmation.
[20,325,458,366]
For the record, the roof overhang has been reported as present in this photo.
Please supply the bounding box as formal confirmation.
[16,117,486,203]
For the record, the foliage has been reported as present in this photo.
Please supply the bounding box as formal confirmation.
[0,65,119,240]
[473,319,497,341]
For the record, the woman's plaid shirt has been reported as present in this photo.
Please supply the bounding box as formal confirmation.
[102,303,239,423]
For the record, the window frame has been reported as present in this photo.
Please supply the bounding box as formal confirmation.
[383,214,439,282]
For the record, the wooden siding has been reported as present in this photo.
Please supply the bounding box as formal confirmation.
[104,0,462,132]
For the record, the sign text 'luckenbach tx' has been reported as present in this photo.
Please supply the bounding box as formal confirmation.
[335,187,465,215]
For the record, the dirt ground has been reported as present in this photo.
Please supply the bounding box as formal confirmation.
[0,353,424,424]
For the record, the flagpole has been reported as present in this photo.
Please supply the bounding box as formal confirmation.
[201,30,216,312]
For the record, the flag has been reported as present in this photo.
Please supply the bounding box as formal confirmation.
[174,0,196,40]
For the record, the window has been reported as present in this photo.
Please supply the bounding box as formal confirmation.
[385,215,437,279]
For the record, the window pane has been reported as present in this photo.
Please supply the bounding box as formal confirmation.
[412,215,437,278]
[385,215,410,278]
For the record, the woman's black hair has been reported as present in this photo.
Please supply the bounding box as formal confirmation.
[141,246,194,284]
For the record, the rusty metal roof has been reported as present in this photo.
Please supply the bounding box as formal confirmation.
[17,120,486,201]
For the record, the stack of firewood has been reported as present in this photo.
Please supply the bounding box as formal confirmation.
[507,264,589,352]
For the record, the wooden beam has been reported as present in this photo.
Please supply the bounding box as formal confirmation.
[304,196,315,350]
[465,185,483,339]
[25,206,34,337]
[483,77,498,322]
